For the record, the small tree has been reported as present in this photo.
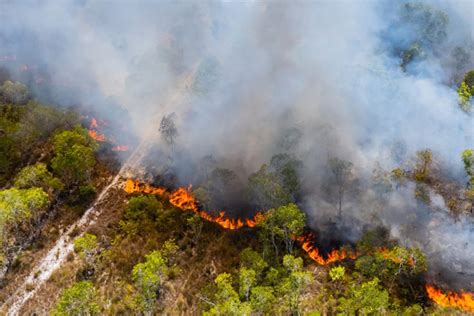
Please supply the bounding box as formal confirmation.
[14,163,63,192]
[74,233,98,265]
[259,203,305,257]
[338,278,389,315]
[51,281,99,316]
[0,80,28,104]
[51,127,97,187]
[239,267,256,301]
[132,250,169,313]
[279,255,314,314]
[159,113,178,148]
[323,158,355,216]
[204,273,252,316]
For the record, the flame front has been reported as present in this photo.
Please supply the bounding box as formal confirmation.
[124,179,265,230]
[426,285,474,313]
[294,233,357,265]
[88,117,107,142]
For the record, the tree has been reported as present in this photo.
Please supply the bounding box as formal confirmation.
[132,241,178,314]
[462,149,474,199]
[259,203,306,257]
[247,164,292,210]
[338,278,389,315]
[239,267,256,301]
[132,250,169,313]
[159,113,178,148]
[250,286,275,314]
[329,266,345,282]
[458,70,474,112]
[204,273,252,316]
[323,158,355,216]
[240,248,268,277]
[279,255,314,314]
[74,233,98,265]
[0,187,48,237]
[0,80,28,104]
[51,281,99,316]
[14,163,63,192]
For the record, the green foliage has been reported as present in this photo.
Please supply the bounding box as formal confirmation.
[74,233,98,262]
[458,70,474,112]
[338,278,389,315]
[462,149,474,189]
[14,163,63,191]
[414,149,433,182]
[240,248,267,276]
[51,281,99,316]
[247,164,292,209]
[0,80,28,104]
[131,241,178,313]
[124,195,162,221]
[239,267,256,300]
[0,187,49,242]
[278,255,314,314]
[132,250,168,312]
[329,266,345,282]
[51,126,97,187]
[250,286,275,313]
[204,273,252,316]
[259,203,306,256]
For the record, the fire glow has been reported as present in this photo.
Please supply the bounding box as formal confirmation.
[426,285,474,313]
[124,179,266,229]
[294,233,357,265]
[87,117,129,151]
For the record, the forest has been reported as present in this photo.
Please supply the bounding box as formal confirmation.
[0,1,473,315]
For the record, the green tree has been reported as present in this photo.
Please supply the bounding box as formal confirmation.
[14,163,63,192]
[259,203,306,257]
[462,149,474,189]
[204,273,252,316]
[51,281,99,316]
[74,233,98,265]
[0,80,28,104]
[239,267,256,301]
[240,248,268,277]
[458,70,474,112]
[132,250,169,313]
[247,164,292,209]
[279,255,314,315]
[0,187,48,237]
[329,266,345,282]
[51,126,97,187]
[250,286,275,314]
[338,278,389,315]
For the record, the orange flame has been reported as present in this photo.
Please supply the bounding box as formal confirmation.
[378,247,416,267]
[88,129,106,142]
[294,233,357,265]
[426,285,474,313]
[88,117,107,142]
[124,179,265,230]
[112,145,129,152]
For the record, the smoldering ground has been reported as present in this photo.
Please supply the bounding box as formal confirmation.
[1,0,473,289]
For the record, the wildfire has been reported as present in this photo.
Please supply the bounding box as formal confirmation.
[112,145,130,152]
[294,233,357,265]
[426,285,474,313]
[378,247,416,267]
[87,117,129,151]
[124,179,266,230]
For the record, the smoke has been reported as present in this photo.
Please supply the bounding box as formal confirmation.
[1,0,473,289]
